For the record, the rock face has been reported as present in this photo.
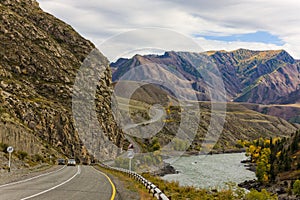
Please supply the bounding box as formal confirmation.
[111,49,300,104]
[0,0,124,162]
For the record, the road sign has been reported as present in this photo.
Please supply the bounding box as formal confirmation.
[127,149,134,159]
[7,146,13,172]
[128,143,134,149]
[127,149,134,171]
[7,146,14,153]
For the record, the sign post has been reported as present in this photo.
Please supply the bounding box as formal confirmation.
[7,146,14,172]
[127,149,134,171]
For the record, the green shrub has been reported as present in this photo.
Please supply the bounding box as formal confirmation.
[172,138,190,151]
[235,140,244,148]
[148,137,161,152]
[17,150,28,160]
[32,154,44,162]
[0,143,9,153]
[293,180,300,196]
[245,189,277,200]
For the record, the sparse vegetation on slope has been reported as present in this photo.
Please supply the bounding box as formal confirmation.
[117,90,299,153]
[0,0,124,167]
[244,130,300,199]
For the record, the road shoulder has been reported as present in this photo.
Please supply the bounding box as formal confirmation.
[0,164,61,185]
[94,165,142,200]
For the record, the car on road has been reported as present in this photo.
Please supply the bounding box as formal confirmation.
[57,158,66,165]
[67,158,76,166]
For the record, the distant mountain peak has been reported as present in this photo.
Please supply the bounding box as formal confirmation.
[111,49,300,104]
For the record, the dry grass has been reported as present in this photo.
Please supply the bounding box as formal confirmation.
[266,104,300,108]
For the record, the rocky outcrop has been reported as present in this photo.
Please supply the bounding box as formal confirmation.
[152,163,177,176]
[0,0,124,162]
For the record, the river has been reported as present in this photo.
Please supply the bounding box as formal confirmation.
[162,152,256,189]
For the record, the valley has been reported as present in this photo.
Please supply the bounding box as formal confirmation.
[112,82,300,156]
[1,0,300,199]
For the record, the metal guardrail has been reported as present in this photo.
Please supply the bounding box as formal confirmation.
[98,163,170,200]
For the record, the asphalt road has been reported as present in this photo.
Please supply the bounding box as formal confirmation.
[0,165,115,200]
[123,107,165,154]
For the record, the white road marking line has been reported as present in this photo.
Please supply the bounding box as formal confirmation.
[77,165,81,175]
[0,165,66,189]
[20,165,81,200]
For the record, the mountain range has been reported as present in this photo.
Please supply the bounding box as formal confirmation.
[111,49,300,123]
[1,0,300,169]
[111,49,300,105]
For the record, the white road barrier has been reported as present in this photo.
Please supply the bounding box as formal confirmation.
[98,163,170,200]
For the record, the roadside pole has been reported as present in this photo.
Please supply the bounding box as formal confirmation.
[127,148,134,171]
[7,146,14,172]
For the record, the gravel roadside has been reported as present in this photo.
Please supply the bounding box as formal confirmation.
[0,164,62,185]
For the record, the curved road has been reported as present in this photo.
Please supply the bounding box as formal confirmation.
[123,107,165,154]
[123,108,165,131]
[0,166,115,200]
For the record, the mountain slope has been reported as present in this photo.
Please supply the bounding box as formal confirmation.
[241,103,300,124]
[111,49,300,104]
[0,0,124,164]
[271,130,300,181]
[113,82,300,152]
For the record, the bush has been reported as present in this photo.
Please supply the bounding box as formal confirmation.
[293,180,300,196]
[17,151,28,160]
[148,137,161,152]
[235,140,244,148]
[172,138,190,151]
[0,143,9,153]
[245,189,277,200]
[32,154,44,162]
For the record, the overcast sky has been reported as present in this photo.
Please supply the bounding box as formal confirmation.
[37,0,300,60]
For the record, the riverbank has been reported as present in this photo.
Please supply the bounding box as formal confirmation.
[184,148,247,156]
[152,162,178,176]
[238,179,299,200]
[238,160,299,200]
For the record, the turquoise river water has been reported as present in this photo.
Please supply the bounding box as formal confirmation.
[162,153,256,189]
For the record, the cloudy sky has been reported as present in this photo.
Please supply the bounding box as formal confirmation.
[37,0,300,60]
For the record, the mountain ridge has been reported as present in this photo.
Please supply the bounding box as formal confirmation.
[111,49,300,105]
[0,0,124,166]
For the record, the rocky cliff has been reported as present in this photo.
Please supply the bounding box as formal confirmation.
[0,0,124,163]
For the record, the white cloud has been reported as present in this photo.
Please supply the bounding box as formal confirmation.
[196,37,284,52]
[37,0,300,59]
